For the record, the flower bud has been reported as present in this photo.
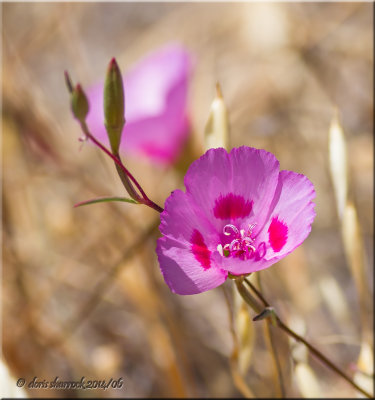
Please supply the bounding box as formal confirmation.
[71,84,89,122]
[104,58,125,154]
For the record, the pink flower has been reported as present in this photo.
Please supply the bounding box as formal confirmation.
[157,146,316,295]
[86,44,192,165]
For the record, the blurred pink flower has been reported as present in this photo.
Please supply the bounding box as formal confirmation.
[157,146,316,295]
[86,44,192,165]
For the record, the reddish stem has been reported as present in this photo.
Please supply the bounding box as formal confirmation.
[80,121,164,213]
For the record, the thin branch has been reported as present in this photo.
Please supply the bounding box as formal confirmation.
[239,278,372,399]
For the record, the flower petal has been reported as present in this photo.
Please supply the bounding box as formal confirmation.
[157,190,227,294]
[159,189,218,246]
[213,170,315,276]
[214,251,276,275]
[258,170,316,260]
[184,146,280,231]
[157,147,316,293]
[230,146,280,233]
[86,43,192,165]
[157,236,227,295]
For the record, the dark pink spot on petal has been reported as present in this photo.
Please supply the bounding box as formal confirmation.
[191,229,211,270]
[268,217,288,252]
[213,193,253,220]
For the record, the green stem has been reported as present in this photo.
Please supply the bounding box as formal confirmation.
[234,278,262,313]
[113,151,142,203]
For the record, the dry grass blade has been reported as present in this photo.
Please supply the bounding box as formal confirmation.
[222,286,255,398]
[329,111,348,219]
[318,274,350,324]
[341,201,371,335]
[204,83,230,151]
[354,342,374,398]
[294,362,322,398]
[235,298,256,376]
[263,321,285,397]
[255,273,285,397]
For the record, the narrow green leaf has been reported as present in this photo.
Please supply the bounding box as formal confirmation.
[74,196,138,208]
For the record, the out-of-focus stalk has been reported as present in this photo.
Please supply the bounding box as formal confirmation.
[222,286,255,398]
[204,83,230,151]
[236,278,372,398]
[328,111,347,219]
[341,202,371,333]
[328,110,373,393]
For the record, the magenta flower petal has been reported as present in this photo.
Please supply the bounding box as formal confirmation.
[157,190,227,295]
[157,146,316,294]
[260,170,316,258]
[223,170,315,275]
[86,44,192,165]
[184,146,280,232]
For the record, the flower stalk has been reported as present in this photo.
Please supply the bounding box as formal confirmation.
[79,119,164,213]
[65,70,163,213]
[235,277,372,398]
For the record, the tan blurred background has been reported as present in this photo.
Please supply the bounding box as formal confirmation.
[2,2,373,398]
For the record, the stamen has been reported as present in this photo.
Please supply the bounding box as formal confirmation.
[223,224,239,236]
[247,245,256,253]
[229,239,241,252]
[223,243,231,252]
[247,223,257,235]
[219,222,266,260]
[243,237,255,246]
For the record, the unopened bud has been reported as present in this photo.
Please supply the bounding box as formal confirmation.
[104,58,125,153]
[71,84,89,122]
